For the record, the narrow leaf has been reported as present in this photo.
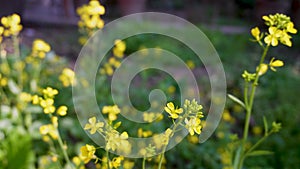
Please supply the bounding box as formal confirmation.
[247,150,273,157]
[227,94,245,108]
[8,79,20,94]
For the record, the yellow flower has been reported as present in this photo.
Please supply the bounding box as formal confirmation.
[137,128,153,138]
[31,39,51,59]
[123,160,135,169]
[164,102,183,119]
[252,126,263,136]
[257,63,268,76]
[32,95,40,104]
[84,116,104,134]
[102,105,120,121]
[264,27,282,46]
[186,60,195,69]
[279,31,292,47]
[39,124,58,139]
[251,27,261,41]
[167,85,176,94]
[19,92,32,102]
[51,116,58,127]
[1,14,22,36]
[113,40,126,56]
[187,135,199,144]
[185,117,202,136]
[106,130,130,153]
[57,106,68,116]
[80,144,96,164]
[269,58,284,71]
[222,109,233,122]
[286,22,297,34]
[59,68,75,87]
[111,156,124,169]
[0,26,3,42]
[143,112,156,122]
[43,87,58,98]
[72,156,83,166]
[40,98,56,114]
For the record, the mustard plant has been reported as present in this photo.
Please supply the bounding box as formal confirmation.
[225,13,297,169]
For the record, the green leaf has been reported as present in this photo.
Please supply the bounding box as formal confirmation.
[227,94,245,108]
[247,150,273,157]
[233,146,242,168]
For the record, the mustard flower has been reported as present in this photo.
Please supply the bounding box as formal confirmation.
[42,87,58,98]
[80,144,96,164]
[0,26,3,42]
[279,31,292,47]
[39,124,58,139]
[1,14,22,36]
[137,128,153,138]
[164,102,183,119]
[0,73,7,87]
[19,92,32,102]
[31,39,51,59]
[111,156,124,169]
[143,112,156,122]
[32,95,40,104]
[269,57,284,71]
[264,27,282,46]
[123,160,135,169]
[185,117,202,136]
[102,105,120,121]
[257,63,268,76]
[262,14,297,47]
[84,116,104,134]
[59,68,75,87]
[51,116,58,127]
[251,27,261,41]
[106,130,130,152]
[286,22,297,34]
[57,105,68,116]
[113,40,126,58]
[40,98,56,114]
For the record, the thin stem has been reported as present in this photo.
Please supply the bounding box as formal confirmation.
[158,112,189,169]
[142,157,146,169]
[238,44,270,169]
[12,35,23,89]
[245,134,268,156]
[244,80,249,108]
[56,130,73,168]
[106,150,111,169]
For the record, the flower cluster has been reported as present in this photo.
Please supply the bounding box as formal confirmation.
[82,108,132,165]
[245,13,298,80]
[251,13,297,47]
[77,0,105,44]
[99,40,126,76]
[33,87,68,140]
[59,68,76,87]
[162,99,204,143]
[0,13,22,37]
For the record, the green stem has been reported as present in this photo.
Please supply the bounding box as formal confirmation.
[106,150,111,169]
[142,157,146,169]
[56,130,73,168]
[12,35,23,89]
[158,111,189,169]
[238,45,270,169]
[245,134,269,157]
